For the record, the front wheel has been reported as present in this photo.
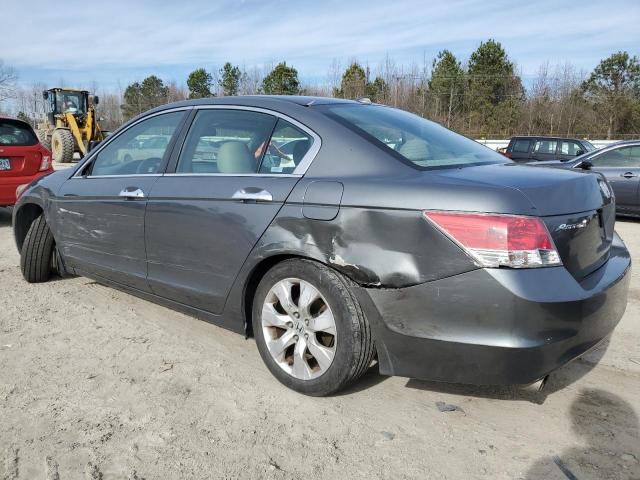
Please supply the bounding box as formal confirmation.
[252,259,375,396]
[20,214,55,283]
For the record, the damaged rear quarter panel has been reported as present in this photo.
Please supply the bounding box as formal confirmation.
[250,203,478,288]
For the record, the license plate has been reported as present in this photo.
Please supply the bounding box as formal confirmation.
[0,158,10,171]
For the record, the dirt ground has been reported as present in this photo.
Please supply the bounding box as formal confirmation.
[0,206,639,480]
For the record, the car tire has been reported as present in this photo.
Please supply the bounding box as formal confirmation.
[51,129,75,163]
[252,259,375,396]
[20,214,55,283]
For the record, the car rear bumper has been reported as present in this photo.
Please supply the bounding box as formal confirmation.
[0,171,52,206]
[356,232,631,385]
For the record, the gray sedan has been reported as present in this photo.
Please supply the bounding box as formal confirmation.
[534,140,640,217]
[12,96,631,396]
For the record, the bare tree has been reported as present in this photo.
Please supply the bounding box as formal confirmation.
[0,59,18,111]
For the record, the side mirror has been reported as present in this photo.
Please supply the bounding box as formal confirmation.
[42,91,49,100]
[580,160,593,170]
[87,140,101,153]
[93,95,100,105]
[575,149,584,156]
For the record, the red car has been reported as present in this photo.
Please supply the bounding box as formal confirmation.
[0,117,53,206]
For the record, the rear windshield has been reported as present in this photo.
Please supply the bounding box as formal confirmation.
[0,120,38,146]
[319,104,508,170]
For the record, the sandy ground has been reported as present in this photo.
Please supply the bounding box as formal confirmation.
[0,206,639,480]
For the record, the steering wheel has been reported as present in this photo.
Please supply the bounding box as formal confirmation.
[136,157,162,174]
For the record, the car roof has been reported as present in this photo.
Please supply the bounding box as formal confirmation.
[510,135,591,142]
[0,116,33,128]
[144,95,361,117]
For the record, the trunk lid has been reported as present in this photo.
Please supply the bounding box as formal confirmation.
[431,163,614,279]
[0,145,45,177]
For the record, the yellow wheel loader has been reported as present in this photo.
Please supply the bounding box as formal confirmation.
[37,88,105,163]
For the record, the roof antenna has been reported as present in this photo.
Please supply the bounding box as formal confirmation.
[357,97,372,104]
[305,99,316,107]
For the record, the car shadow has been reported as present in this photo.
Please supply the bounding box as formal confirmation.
[524,388,640,478]
[0,207,12,227]
[403,338,610,404]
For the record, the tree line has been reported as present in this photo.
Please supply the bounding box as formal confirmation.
[2,39,639,139]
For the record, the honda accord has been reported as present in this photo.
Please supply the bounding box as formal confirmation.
[12,96,631,396]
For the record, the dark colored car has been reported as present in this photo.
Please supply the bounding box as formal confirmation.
[534,140,640,217]
[504,136,596,162]
[0,117,53,206]
[12,97,630,396]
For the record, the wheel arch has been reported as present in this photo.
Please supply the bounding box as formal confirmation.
[14,202,44,251]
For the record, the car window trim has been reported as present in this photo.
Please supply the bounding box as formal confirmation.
[72,107,194,178]
[165,104,321,177]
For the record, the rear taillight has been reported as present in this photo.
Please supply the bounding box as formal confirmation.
[39,153,51,171]
[424,211,561,268]
[503,151,512,158]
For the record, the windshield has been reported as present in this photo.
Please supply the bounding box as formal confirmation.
[55,91,86,115]
[0,120,38,146]
[583,141,596,152]
[319,104,508,170]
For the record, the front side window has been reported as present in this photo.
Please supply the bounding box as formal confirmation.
[177,109,277,174]
[55,91,86,115]
[559,141,583,156]
[591,147,633,168]
[533,140,557,155]
[89,111,184,176]
[0,120,38,146]
[259,119,313,174]
[320,104,506,170]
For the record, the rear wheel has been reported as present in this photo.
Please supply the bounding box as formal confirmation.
[51,129,75,163]
[20,214,55,283]
[252,259,375,396]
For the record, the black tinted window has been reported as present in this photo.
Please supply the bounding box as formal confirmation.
[177,109,277,174]
[0,120,38,146]
[321,104,506,170]
[512,139,531,153]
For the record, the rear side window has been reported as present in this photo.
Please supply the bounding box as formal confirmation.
[0,120,38,146]
[533,140,557,154]
[320,104,506,170]
[512,139,532,153]
[177,109,277,174]
[259,119,313,174]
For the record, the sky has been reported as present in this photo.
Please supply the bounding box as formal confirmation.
[2,0,639,91]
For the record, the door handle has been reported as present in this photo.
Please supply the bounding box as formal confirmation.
[621,172,638,179]
[232,188,273,202]
[119,187,146,199]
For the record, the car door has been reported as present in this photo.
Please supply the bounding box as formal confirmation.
[144,107,318,314]
[587,145,639,213]
[530,138,559,161]
[52,109,188,291]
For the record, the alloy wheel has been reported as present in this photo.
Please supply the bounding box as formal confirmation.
[261,278,337,380]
